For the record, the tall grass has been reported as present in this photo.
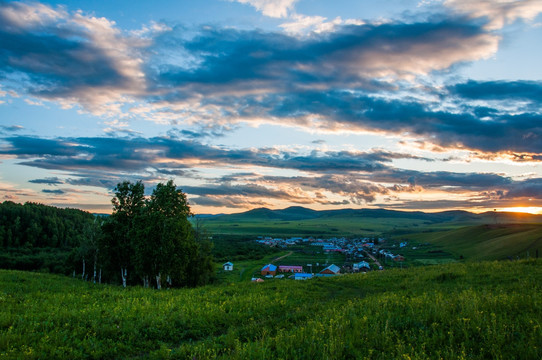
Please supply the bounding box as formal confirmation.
[1,260,540,359]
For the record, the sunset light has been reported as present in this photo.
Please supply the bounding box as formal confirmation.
[0,0,541,215]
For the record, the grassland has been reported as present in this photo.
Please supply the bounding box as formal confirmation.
[393,223,542,261]
[201,216,432,237]
[1,260,541,359]
[198,207,542,238]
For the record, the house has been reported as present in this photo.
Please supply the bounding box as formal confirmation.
[394,255,405,262]
[222,262,233,271]
[252,278,264,282]
[353,261,370,272]
[293,273,313,280]
[278,265,303,273]
[319,264,341,275]
[261,264,277,276]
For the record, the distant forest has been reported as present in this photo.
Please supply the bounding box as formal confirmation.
[0,201,96,273]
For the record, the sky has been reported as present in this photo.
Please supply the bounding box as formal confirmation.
[1,0,542,215]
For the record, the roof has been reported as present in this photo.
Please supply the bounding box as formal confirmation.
[294,273,313,278]
[354,261,370,268]
[278,265,303,269]
[261,264,277,272]
[223,262,233,266]
[320,264,340,274]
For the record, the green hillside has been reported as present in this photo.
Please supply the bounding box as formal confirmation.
[198,206,542,237]
[395,223,542,261]
[1,260,541,359]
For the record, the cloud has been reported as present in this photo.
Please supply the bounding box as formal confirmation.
[189,195,270,209]
[445,0,542,30]
[502,178,542,199]
[3,133,541,210]
[29,177,63,185]
[41,188,65,195]
[232,0,298,18]
[0,1,147,115]
[249,89,542,154]
[155,18,498,96]
[0,125,23,133]
[1,134,436,177]
[449,80,542,102]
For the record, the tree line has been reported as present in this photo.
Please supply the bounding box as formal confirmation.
[0,180,214,288]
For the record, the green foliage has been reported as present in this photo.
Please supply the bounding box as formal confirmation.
[210,234,279,261]
[0,201,95,273]
[100,180,214,288]
[0,260,540,359]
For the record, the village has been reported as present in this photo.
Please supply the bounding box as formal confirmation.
[221,235,411,282]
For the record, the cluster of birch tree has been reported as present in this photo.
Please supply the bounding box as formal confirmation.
[98,180,214,289]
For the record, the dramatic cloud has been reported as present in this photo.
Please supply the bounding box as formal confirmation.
[0,1,147,114]
[1,1,541,213]
[2,135,428,174]
[155,18,498,95]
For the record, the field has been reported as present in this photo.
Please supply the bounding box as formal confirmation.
[392,223,542,262]
[198,207,542,238]
[1,260,541,359]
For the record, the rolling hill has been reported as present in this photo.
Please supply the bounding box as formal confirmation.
[2,260,541,359]
[396,223,542,261]
[197,206,542,236]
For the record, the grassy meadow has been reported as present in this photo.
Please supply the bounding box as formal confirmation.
[1,260,541,359]
[393,223,542,262]
[201,216,431,237]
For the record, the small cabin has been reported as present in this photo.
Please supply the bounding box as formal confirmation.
[319,264,341,275]
[223,262,234,271]
[261,264,277,276]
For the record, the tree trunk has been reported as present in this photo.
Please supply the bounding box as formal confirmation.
[99,268,102,284]
[82,258,86,280]
[156,273,161,290]
[92,252,98,284]
[121,267,127,288]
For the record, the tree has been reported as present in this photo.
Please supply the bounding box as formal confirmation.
[100,180,214,288]
[137,180,193,289]
[79,217,103,283]
[134,180,213,288]
[101,181,145,287]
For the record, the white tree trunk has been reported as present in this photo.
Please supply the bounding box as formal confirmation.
[156,273,161,290]
[121,268,127,288]
[99,268,102,284]
[93,252,97,283]
[82,259,86,280]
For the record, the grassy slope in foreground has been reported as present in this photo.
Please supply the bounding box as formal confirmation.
[396,223,542,261]
[1,261,542,359]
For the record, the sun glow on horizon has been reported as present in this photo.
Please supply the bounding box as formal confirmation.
[498,207,542,215]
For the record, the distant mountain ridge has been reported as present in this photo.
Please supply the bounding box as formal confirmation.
[203,206,542,224]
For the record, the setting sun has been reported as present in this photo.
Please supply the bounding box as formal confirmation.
[499,207,542,215]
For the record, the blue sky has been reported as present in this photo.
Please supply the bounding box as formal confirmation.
[1,0,542,214]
